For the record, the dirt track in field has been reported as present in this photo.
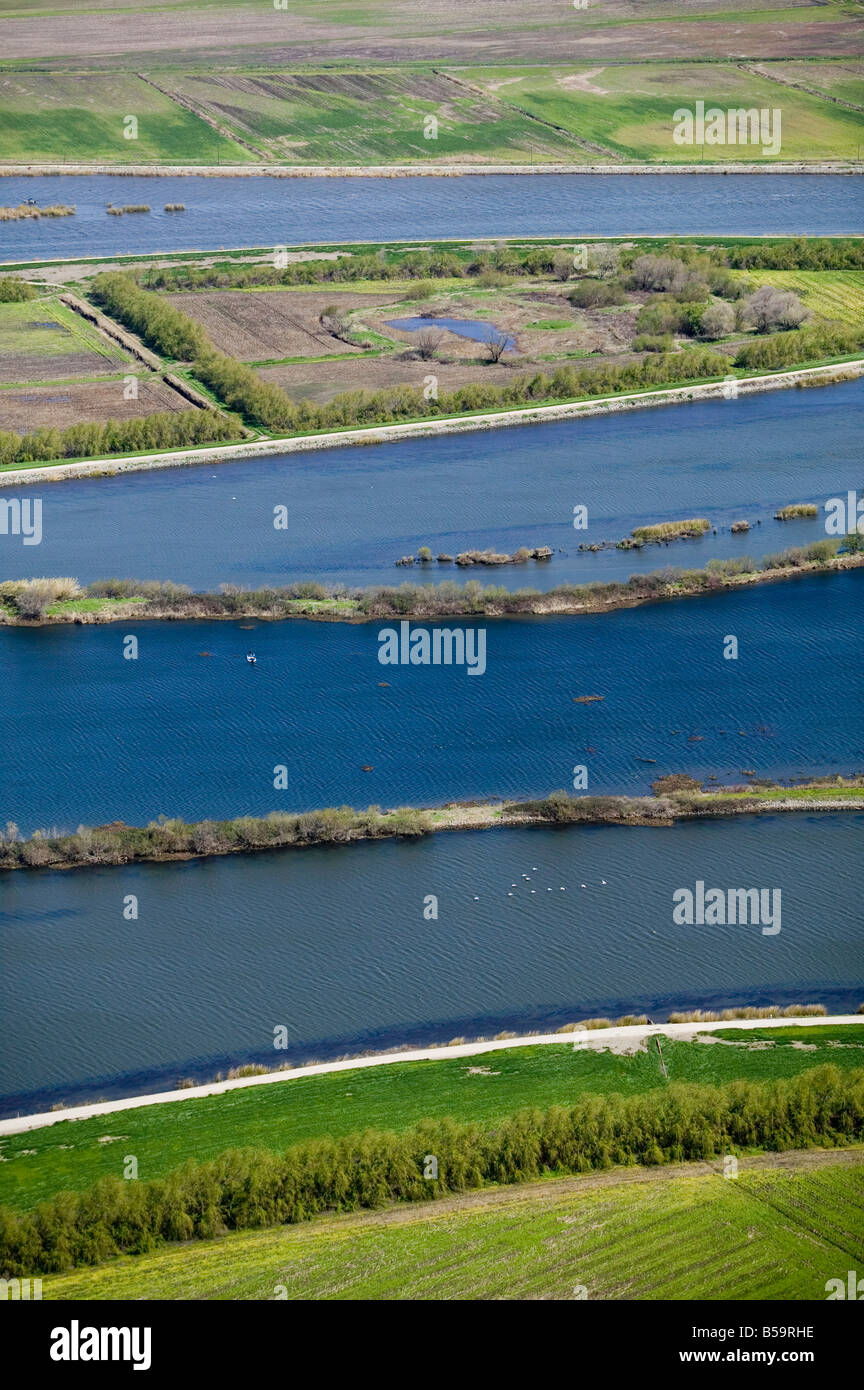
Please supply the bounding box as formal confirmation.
[335,1147,864,1230]
[0,376,190,433]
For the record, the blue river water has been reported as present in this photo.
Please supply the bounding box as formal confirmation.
[0,813,861,1111]
[1,570,862,835]
[1,171,862,1114]
[6,379,863,591]
[1,174,861,262]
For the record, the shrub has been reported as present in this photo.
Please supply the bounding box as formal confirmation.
[633,333,673,353]
[741,285,809,333]
[569,279,627,308]
[700,301,736,340]
[0,277,37,302]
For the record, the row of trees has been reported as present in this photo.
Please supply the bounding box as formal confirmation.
[726,237,864,271]
[139,237,864,297]
[0,409,239,468]
[622,238,864,273]
[90,272,209,360]
[1,1066,861,1274]
[735,322,863,369]
[140,243,600,292]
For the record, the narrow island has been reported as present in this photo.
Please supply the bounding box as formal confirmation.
[4,776,862,872]
[3,540,862,626]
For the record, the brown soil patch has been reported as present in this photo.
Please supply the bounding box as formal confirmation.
[3,7,860,65]
[169,289,401,361]
[557,69,609,96]
[0,376,191,434]
[0,351,126,386]
[258,355,517,403]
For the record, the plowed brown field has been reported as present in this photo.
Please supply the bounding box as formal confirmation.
[168,290,402,361]
[0,376,191,434]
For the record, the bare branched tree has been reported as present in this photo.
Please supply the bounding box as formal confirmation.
[485,331,510,362]
[415,329,444,360]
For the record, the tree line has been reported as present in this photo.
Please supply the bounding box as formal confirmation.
[0,408,239,469]
[139,237,864,295]
[1,1066,860,1275]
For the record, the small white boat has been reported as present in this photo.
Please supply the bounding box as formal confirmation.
[246,652,257,665]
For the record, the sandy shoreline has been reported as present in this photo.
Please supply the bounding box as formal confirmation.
[1,1014,860,1137]
[1,162,860,178]
[2,360,861,488]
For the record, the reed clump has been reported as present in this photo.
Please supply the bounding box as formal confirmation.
[774,503,818,520]
[631,519,710,542]
[0,204,75,221]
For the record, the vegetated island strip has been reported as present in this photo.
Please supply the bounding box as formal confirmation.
[3,543,862,626]
[4,778,863,873]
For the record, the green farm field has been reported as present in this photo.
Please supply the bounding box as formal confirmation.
[0,57,861,165]
[0,72,254,164]
[151,70,585,165]
[737,268,864,326]
[41,1154,864,1300]
[3,1028,863,1215]
[0,294,129,383]
[462,61,864,162]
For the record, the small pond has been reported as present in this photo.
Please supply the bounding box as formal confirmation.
[386,315,516,351]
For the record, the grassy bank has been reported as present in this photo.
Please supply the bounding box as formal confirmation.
[40,1156,864,1301]
[3,1029,863,1218]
